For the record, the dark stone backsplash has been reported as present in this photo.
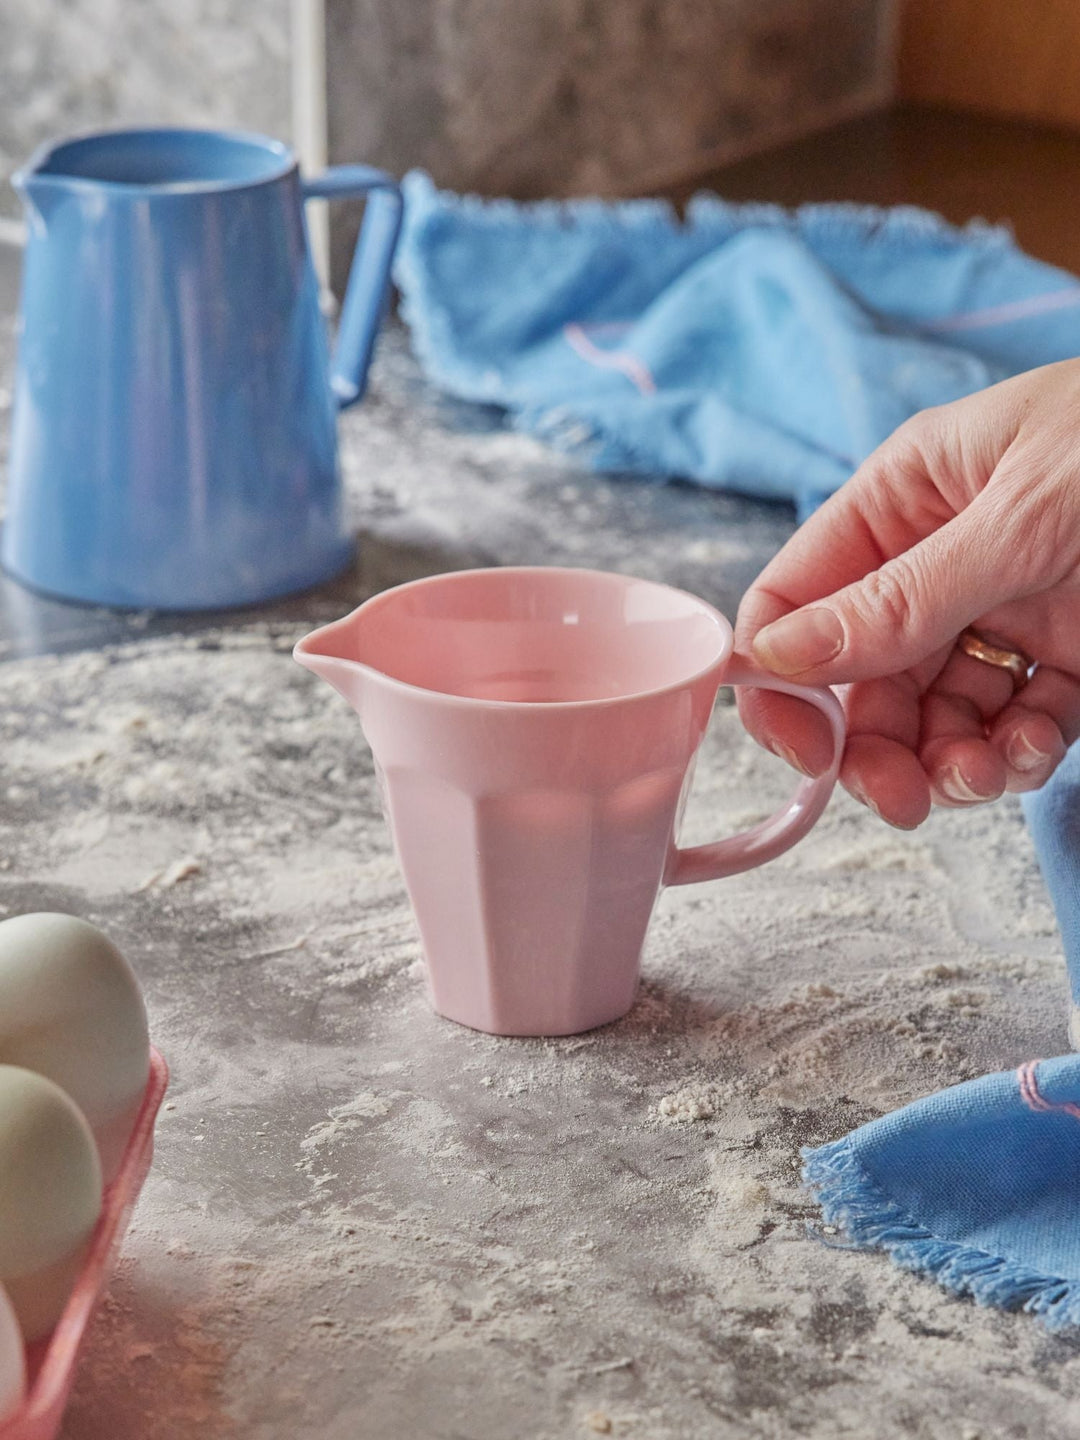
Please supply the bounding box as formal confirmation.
[326,0,893,284]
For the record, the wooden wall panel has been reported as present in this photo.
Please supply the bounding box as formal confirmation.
[899,0,1080,132]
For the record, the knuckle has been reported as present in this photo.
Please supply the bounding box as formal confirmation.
[1013,477,1079,575]
[984,435,1080,575]
[848,561,921,641]
[893,407,940,450]
[891,405,953,471]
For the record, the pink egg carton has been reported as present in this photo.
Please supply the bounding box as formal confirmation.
[0,1047,169,1440]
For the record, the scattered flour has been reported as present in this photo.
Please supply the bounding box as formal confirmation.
[138,856,203,891]
[299,1092,397,1177]
[657,1083,725,1121]
[709,1174,772,1248]
[0,615,1075,1438]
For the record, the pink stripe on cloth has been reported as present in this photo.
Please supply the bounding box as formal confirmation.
[563,323,658,396]
[1018,1060,1080,1121]
[926,288,1080,334]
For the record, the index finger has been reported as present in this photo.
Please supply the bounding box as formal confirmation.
[734,427,943,651]
[732,428,945,780]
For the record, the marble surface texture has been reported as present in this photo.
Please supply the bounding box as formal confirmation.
[1,236,1080,1438]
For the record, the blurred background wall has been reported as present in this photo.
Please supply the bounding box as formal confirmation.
[7,1,1076,286]
[0,0,291,220]
[323,0,896,280]
[325,0,894,197]
[0,0,896,265]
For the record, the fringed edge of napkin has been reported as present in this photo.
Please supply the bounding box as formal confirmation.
[397,170,1014,254]
[392,170,1018,412]
[803,1136,1080,1331]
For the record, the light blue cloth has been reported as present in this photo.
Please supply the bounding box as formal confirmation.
[1024,743,1080,1050]
[395,172,1080,519]
[804,1056,1080,1330]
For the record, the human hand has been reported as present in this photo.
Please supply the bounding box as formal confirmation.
[734,359,1080,828]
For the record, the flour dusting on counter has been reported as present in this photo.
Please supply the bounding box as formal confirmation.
[1,622,1077,1439]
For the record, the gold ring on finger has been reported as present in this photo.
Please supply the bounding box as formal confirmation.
[957,628,1033,694]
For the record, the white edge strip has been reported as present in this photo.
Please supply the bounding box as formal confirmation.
[0,216,26,248]
[291,0,331,292]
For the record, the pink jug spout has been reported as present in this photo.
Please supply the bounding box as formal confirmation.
[293,626,371,717]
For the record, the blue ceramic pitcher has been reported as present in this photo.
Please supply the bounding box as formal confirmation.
[3,128,402,610]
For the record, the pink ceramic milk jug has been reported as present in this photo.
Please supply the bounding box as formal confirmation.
[296,567,844,1036]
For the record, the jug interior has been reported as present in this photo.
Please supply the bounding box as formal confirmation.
[324,570,730,703]
[31,130,291,189]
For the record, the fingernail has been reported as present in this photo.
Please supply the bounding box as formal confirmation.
[939,764,992,804]
[848,784,919,830]
[848,784,883,820]
[753,608,844,675]
[1007,731,1051,774]
[772,741,815,777]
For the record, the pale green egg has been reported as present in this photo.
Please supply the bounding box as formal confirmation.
[0,1283,25,1423]
[0,914,149,1184]
[0,1066,103,1342]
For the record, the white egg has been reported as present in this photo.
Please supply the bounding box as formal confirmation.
[0,1066,103,1342]
[0,913,149,1183]
[0,1283,25,1424]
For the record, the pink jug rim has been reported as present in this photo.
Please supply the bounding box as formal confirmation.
[293,566,735,713]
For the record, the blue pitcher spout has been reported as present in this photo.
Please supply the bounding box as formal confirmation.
[12,171,50,232]
[12,146,73,233]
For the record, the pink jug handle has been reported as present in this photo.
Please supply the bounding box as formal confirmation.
[667,657,845,885]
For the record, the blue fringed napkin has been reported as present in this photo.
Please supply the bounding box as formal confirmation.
[803,745,1080,1330]
[395,172,1080,520]
[804,1056,1080,1330]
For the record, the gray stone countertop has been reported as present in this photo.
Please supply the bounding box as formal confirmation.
[2,237,1080,1440]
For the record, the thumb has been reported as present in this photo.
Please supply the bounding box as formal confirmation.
[751,503,1014,683]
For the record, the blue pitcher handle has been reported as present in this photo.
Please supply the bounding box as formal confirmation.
[301,166,404,409]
